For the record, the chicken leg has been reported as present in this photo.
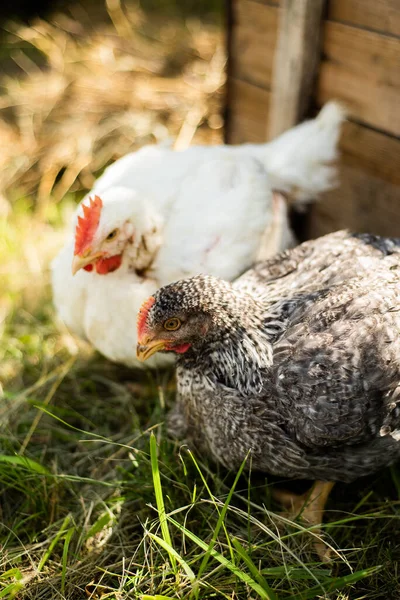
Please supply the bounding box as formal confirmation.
[273,481,335,561]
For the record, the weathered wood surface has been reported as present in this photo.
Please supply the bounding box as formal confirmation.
[307,118,400,238]
[341,121,400,187]
[251,0,280,5]
[317,22,400,135]
[268,0,325,138]
[226,78,271,143]
[229,0,278,89]
[307,164,400,239]
[328,0,400,38]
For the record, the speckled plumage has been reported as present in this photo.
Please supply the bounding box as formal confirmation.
[146,231,400,482]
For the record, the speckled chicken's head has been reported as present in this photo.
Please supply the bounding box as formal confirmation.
[71,186,162,276]
[136,275,238,361]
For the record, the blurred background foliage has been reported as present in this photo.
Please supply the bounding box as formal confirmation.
[0,0,225,217]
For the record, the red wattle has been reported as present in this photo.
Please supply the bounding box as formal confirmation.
[167,343,191,354]
[95,254,123,275]
[84,264,93,272]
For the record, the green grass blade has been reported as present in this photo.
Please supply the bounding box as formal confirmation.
[147,532,196,582]
[141,596,179,600]
[0,454,50,475]
[188,450,248,580]
[149,432,176,573]
[186,450,236,577]
[231,537,279,600]
[85,512,113,540]
[260,567,331,580]
[185,450,220,514]
[0,569,23,582]
[167,515,274,600]
[61,527,74,595]
[19,356,75,455]
[34,406,115,441]
[0,582,24,599]
[0,569,24,600]
[287,566,382,600]
[38,515,71,573]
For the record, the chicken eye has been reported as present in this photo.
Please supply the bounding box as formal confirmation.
[164,318,181,331]
[106,229,118,241]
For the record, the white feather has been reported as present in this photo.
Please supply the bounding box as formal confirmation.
[243,101,346,205]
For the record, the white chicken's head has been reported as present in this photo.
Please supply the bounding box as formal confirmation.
[71,186,161,276]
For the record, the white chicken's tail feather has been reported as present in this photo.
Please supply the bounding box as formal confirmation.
[258,101,346,207]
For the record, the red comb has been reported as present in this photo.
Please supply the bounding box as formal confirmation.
[74,195,103,256]
[137,296,155,340]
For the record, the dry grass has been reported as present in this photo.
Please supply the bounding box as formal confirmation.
[0,0,225,216]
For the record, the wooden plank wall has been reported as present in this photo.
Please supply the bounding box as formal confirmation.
[226,0,400,239]
[226,0,279,143]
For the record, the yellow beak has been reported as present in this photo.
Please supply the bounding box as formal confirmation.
[136,338,167,362]
[72,251,104,275]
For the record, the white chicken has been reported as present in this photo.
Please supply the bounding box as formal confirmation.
[52,102,344,368]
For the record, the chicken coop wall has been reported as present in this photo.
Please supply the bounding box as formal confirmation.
[226,0,400,239]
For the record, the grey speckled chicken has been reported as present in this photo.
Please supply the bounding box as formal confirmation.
[136,231,400,558]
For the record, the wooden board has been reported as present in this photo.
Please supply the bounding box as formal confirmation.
[340,121,400,187]
[268,0,325,138]
[317,21,400,135]
[328,0,400,38]
[307,163,400,239]
[251,0,280,5]
[229,0,278,89]
[226,78,270,144]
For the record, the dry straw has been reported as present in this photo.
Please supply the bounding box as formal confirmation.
[0,1,225,216]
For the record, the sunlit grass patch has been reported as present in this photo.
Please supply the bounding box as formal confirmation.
[1,358,399,600]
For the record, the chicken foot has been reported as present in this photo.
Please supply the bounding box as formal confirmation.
[273,481,335,562]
